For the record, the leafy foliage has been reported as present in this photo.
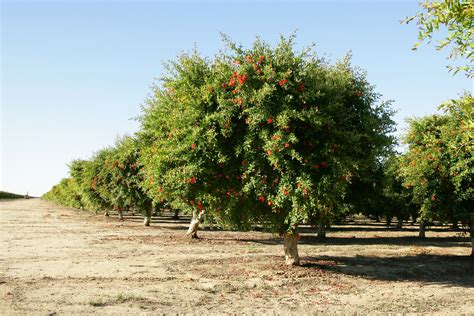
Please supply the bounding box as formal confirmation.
[0,191,26,199]
[139,35,395,234]
[44,136,153,217]
[403,0,474,77]
[382,155,418,223]
[43,177,83,209]
[400,94,473,224]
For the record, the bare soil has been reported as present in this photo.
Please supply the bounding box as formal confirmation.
[1,199,473,315]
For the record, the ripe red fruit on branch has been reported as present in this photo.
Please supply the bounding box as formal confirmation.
[284,143,290,148]
[245,55,252,62]
[189,177,197,184]
[233,98,243,105]
[259,55,264,62]
[278,79,288,86]
[238,74,247,85]
[191,143,196,149]
[259,196,265,202]
[267,201,273,206]
[284,190,289,196]
[267,118,273,124]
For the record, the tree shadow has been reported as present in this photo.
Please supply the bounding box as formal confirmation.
[105,213,192,224]
[298,225,468,234]
[301,254,474,288]
[233,235,469,248]
[298,235,470,248]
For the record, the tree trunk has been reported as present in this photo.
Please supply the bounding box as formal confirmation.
[386,216,392,227]
[185,211,203,238]
[104,211,109,217]
[452,221,459,230]
[317,221,326,238]
[283,233,300,266]
[118,210,124,221]
[471,216,473,258]
[143,216,151,226]
[418,220,426,238]
[172,209,180,220]
[143,209,152,226]
[396,217,403,229]
[410,211,417,225]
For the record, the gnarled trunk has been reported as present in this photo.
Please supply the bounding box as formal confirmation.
[283,233,300,266]
[419,220,427,238]
[118,210,124,221]
[143,216,151,226]
[386,216,392,227]
[185,211,203,238]
[143,209,152,226]
[317,221,326,238]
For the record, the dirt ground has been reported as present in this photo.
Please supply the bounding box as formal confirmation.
[1,198,473,315]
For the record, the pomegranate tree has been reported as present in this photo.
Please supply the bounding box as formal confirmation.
[139,35,395,265]
[400,94,473,253]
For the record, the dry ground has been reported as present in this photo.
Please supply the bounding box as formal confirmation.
[1,198,473,315]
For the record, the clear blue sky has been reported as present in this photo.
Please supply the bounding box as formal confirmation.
[1,0,472,196]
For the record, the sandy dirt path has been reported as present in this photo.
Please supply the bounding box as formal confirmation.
[1,198,473,314]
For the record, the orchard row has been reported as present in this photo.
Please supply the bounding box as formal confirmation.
[43,36,473,263]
